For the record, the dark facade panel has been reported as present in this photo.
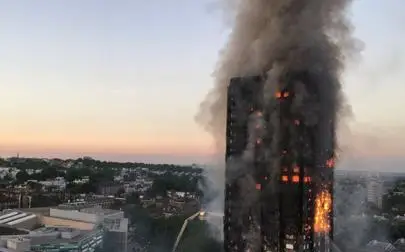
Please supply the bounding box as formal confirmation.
[224,75,264,252]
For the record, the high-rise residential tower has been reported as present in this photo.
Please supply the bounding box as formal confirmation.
[224,73,335,252]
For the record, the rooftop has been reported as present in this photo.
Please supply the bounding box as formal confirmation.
[0,210,36,227]
[103,218,128,232]
[0,225,28,236]
[29,226,94,245]
[79,207,119,216]
[56,198,115,210]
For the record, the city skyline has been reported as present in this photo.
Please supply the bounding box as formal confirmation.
[0,1,404,170]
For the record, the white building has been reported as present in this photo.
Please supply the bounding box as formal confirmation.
[38,176,66,190]
[50,205,124,224]
[0,210,37,230]
[73,176,90,184]
[367,174,384,208]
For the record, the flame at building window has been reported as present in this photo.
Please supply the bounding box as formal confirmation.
[326,158,334,168]
[314,190,332,233]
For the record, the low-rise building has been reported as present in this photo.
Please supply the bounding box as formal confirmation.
[97,182,122,196]
[102,218,128,252]
[0,204,128,252]
[0,210,37,230]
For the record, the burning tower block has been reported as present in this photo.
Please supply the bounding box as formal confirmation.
[224,73,335,252]
[224,75,265,251]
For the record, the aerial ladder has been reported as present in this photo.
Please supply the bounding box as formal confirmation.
[171,211,223,252]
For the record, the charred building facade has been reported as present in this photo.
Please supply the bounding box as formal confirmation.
[224,74,335,252]
[224,75,265,251]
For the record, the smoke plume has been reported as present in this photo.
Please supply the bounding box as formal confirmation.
[196,0,361,248]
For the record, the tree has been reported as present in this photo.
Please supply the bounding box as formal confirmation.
[115,187,125,197]
[147,175,201,197]
[390,222,405,241]
[27,181,42,192]
[126,192,141,204]
[0,158,8,166]
[38,166,64,180]
[16,170,30,184]
[3,172,13,182]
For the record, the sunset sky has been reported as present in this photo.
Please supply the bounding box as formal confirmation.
[0,0,404,169]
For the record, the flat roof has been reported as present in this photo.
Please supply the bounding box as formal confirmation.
[30,228,94,246]
[0,210,36,226]
[0,225,29,235]
[103,218,128,232]
[79,207,120,215]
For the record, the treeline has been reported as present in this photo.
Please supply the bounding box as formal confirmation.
[2,157,204,196]
[14,166,65,184]
[147,175,202,196]
[0,156,203,174]
[78,157,203,173]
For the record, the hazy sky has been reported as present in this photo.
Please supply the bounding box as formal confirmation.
[0,1,404,168]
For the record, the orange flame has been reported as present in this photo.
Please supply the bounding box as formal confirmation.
[304,176,311,183]
[292,175,299,183]
[326,158,334,168]
[281,175,288,182]
[275,92,282,98]
[314,190,332,233]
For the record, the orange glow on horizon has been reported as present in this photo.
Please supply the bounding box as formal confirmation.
[0,130,216,156]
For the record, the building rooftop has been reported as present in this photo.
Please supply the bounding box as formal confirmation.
[103,218,128,232]
[79,207,119,216]
[0,210,36,227]
[56,198,116,210]
[29,226,93,245]
[0,225,28,236]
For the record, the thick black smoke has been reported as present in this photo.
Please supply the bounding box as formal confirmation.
[196,0,361,249]
[197,0,358,142]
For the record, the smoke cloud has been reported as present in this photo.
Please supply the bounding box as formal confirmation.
[196,0,362,249]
